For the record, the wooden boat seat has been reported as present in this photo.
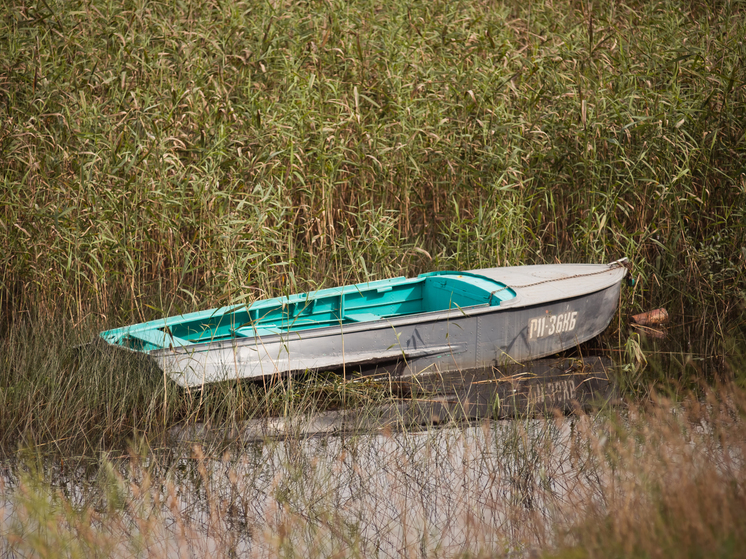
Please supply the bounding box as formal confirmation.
[233,326,283,338]
[127,329,192,349]
[344,312,382,323]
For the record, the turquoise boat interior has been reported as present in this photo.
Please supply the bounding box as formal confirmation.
[100,271,516,352]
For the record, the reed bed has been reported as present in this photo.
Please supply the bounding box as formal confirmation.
[0,0,744,466]
[1,0,744,353]
[0,0,745,553]
[0,312,401,456]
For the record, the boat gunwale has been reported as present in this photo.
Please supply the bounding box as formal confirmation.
[101,270,513,342]
[150,273,625,359]
[104,261,627,356]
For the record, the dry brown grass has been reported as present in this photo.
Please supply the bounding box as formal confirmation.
[2,385,745,558]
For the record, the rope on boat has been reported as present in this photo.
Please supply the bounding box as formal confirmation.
[488,259,630,303]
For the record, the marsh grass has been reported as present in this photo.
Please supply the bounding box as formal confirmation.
[2,384,745,558]
[0,312,405,456]
[0,0,743,463]
[549,387,746,559]
[1,0,744,362]
[1,0,745,555]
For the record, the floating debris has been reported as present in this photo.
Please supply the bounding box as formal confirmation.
[631,308,669,326]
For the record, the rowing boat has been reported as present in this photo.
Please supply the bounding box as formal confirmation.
[100,259,629,388]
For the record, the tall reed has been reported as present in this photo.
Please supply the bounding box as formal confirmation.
[1,0,743,361]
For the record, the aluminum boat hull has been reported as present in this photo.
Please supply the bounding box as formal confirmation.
[100,260,628,387]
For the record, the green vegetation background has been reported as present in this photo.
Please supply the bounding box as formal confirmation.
[2,0,743,322]
[0,0,745,449]
[1,3,746,557]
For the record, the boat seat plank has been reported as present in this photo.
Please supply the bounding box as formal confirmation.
[234,326,284,338]
[128,329,191,349]
[344,312,382,323]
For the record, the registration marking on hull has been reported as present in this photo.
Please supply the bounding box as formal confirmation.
[528,311,578,340]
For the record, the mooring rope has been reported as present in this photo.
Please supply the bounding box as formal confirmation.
[489,259,630,302]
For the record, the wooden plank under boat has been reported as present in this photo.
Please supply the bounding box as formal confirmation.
[99,259,630,388]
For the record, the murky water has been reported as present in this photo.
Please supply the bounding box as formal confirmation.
[0,359,617,557]
[1,415,599,557]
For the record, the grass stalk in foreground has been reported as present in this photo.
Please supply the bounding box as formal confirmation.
[0,313,402,457]
[1,384,745,558]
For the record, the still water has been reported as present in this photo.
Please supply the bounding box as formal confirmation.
[1,415,597,557]
[0,359,617,557]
